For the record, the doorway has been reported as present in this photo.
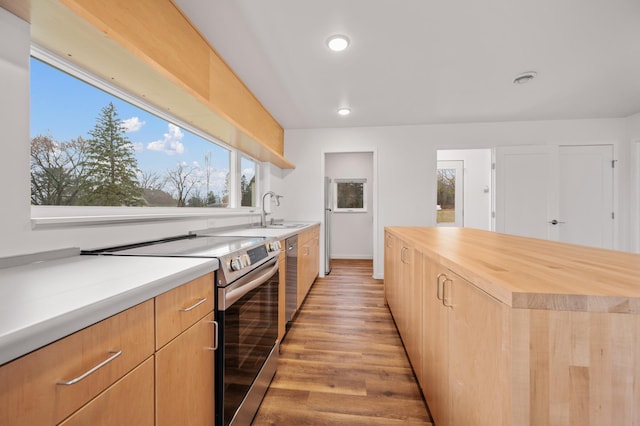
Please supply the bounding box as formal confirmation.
[436,149,492,230]
[324,151,375,264]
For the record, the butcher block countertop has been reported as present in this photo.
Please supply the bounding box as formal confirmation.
[386,227,640,313]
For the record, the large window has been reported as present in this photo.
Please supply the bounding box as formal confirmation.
[29,55,255,209]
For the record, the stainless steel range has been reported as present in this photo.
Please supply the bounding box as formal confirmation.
[83,232,282,426]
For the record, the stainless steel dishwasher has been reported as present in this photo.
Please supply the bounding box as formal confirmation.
[285,235,298,323]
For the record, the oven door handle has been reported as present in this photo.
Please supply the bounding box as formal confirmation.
[224,258,279,308]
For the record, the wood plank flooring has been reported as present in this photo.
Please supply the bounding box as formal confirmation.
[252,259,433,425]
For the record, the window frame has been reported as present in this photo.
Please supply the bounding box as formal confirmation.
[30,44,262,226]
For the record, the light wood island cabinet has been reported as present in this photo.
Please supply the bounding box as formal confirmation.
[385,226,640,426]
[384,232,423,382]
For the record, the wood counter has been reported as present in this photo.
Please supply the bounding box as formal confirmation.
[387,226,640,313]
[384,227,640,426]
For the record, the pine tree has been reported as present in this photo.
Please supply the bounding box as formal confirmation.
[81,102,143,206]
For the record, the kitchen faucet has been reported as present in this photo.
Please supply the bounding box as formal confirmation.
[260,191,282,227]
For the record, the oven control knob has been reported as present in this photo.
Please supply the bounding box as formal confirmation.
[229,257,242,271]
[274,241,282,251]
[241,254,251,267]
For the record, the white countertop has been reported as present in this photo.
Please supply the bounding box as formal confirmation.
[0,255,217,365]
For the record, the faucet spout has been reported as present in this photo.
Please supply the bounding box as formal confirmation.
[260,191,280,227]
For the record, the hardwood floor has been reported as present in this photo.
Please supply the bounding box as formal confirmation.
[252,259,433,426]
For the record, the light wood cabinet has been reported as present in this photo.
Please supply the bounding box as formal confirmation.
[156,312,215,426]
[154,273,216,426]
[0,272,217,426]
[447,270,510,426]
[155,272,214,349]
[0,300,154,425]
[383,231,422,381]
[421,257,449,424]
[388,226,640,426]
[297,225,320,308]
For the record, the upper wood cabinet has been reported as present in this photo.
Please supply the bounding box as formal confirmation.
[21,0,294,169]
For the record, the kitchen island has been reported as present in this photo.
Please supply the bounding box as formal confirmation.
[385,226,640,426]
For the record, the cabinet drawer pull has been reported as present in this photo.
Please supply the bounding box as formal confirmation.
[57,350,122,385]
[180,297,207,312]
[206,320,218,351]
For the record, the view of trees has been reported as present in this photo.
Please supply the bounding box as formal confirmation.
[30,102,234,207]
[336,182,364,209]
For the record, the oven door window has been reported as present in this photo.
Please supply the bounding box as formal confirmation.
[222,271,278,425]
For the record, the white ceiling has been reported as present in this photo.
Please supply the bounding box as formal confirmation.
[174,0,640,130]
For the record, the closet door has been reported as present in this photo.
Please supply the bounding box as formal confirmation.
[495,144,614,249]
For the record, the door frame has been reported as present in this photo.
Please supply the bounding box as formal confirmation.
[321,149,379,278]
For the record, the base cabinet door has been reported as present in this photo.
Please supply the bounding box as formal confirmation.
[421,259,450,425]
[448,271,510,426]
[421,265,510,426]
[156,312,215,426]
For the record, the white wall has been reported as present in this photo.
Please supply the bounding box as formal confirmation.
[325,152,374,259]
[437,149,492,231]
[284,119,631,279]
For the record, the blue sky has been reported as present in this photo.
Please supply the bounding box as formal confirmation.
[30,58,251,196]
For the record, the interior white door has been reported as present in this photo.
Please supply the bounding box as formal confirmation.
[495,144,614,249]
[495,145,559,240]
[558,145,613,249]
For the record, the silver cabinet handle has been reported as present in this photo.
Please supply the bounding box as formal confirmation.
[180,297,207,312]
[548,219,565,225]
[57,350,122,385]
[436,273,446,301]
[206,320,218,351]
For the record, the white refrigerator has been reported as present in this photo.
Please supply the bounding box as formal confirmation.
[324,176,332,275]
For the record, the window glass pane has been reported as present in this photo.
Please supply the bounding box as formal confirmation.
[334,179,366,212]
[240,156,257,207]
[30,57,230,207]
[436,168,456,223]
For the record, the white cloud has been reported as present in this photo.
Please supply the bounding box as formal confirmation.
[121,116,145,132]
[147,123,185,155]
[131,142,144,152]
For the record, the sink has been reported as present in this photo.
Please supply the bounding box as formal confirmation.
[264,223,307,229]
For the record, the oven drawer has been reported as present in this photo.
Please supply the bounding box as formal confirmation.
[155,272,214,349]
[0,299,154,425]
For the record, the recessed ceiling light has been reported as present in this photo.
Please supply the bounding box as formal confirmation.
[327,35,350,52]
[337,107,351,116]
[513,71,537,85]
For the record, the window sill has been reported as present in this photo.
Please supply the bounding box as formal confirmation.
[31,206,258,229]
